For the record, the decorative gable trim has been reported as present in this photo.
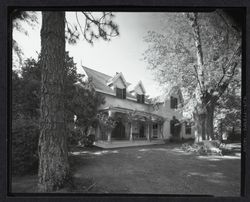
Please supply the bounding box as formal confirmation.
[134,81,146,95]
[107,72,129,87]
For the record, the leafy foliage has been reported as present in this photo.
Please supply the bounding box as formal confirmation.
[96,112,117,132]
[66,12,119,45]
[143,12,240,99]
[12,53,104,174]
[12,117,39,175]
[143,11,241,139]
[12,10,38,66]
[68,79,105,146]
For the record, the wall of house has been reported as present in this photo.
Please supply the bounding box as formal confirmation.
[98,93,150,112]
[149,90,196,140]
[182,125,196,139]
[97,90,195,141]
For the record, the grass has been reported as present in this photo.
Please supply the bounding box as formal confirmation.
[11,143,241,196]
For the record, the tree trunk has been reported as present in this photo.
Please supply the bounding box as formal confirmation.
[187,13,205,91]
[194,99,216,142]
[38,12,70,192]
[187,13,209,142]
[193,109,206,142]
[205,102,215,140]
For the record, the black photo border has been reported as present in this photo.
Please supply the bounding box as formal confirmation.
[0,0,249,202]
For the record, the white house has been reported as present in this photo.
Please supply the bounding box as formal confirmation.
[82,66,195,147]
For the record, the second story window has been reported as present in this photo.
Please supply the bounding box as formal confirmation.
[137,94,145,104]
[170,96,178,109]
[116,87,126,99]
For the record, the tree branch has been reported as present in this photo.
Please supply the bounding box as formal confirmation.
[216,42,241,88]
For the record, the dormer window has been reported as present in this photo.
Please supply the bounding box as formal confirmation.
[137,94,145,104]
[170,96,178,109]
[116,87,126,99]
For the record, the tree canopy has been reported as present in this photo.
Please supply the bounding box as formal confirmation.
[143,11,241,140]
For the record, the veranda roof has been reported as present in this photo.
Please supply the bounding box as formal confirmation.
[100,106,164,123]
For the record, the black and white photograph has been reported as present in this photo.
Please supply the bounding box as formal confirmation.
[10,8,244,196]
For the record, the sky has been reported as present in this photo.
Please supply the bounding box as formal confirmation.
[13,12,167,98]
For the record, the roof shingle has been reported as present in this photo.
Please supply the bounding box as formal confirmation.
[82,66,135,99]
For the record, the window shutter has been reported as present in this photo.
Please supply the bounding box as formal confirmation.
[123,88,126,99]
[171,96,178,109]
[116,88,122,99]
[174,97,178,109]
[170,96,174,108]
[137,94,140,103]
[137,94,145,103]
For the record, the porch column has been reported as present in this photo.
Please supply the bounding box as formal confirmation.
[147,122,150,141]
[157,123,160,139]
[129,122,133,141]
[107,110,113,142]
[107,131,111,142]
[160,124,163,139]
[150,123,153,140]
[96,124,100,140]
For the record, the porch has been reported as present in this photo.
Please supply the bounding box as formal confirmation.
[95,106,165,145]
[94,139,165,149]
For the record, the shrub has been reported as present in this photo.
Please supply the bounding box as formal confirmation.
[83,134,95,147]
[227,129,241,142]
[67,127,96,148]
[12,118,39,175]
[67,127,81,147]
[181,141,222,156]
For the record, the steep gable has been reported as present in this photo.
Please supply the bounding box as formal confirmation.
[82,66,135,99]
[134,81,146,95]
[113,77,126,89]
[107,72,130,88]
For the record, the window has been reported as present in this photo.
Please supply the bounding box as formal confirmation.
[153,124,158,129]
[153,124,158,138]
[185,122,192,135]
[137,94,145,104]
[170,96,178,109]
[116,87,126,99]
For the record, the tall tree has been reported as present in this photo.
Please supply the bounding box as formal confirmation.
[38,12,69,192]
[185,11,241,141]
[143,10,242,142]
[37,11,119,192]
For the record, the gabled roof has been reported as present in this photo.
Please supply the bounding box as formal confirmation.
[82,66,135,99]
[107,72,130,87]
[132,80,146,94]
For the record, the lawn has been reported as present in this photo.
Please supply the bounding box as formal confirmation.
[11,143,241,196]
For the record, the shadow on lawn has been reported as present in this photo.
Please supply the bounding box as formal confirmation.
[186,171,229,185]
[70,150,119,156]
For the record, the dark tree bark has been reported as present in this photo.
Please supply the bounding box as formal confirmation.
[38,12,70,192]
[193,105,206,142]
[205,101,215,140]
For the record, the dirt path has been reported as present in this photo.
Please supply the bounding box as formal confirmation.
[12,143,241,196]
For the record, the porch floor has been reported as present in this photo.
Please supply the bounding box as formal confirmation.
[93,139,165,149]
